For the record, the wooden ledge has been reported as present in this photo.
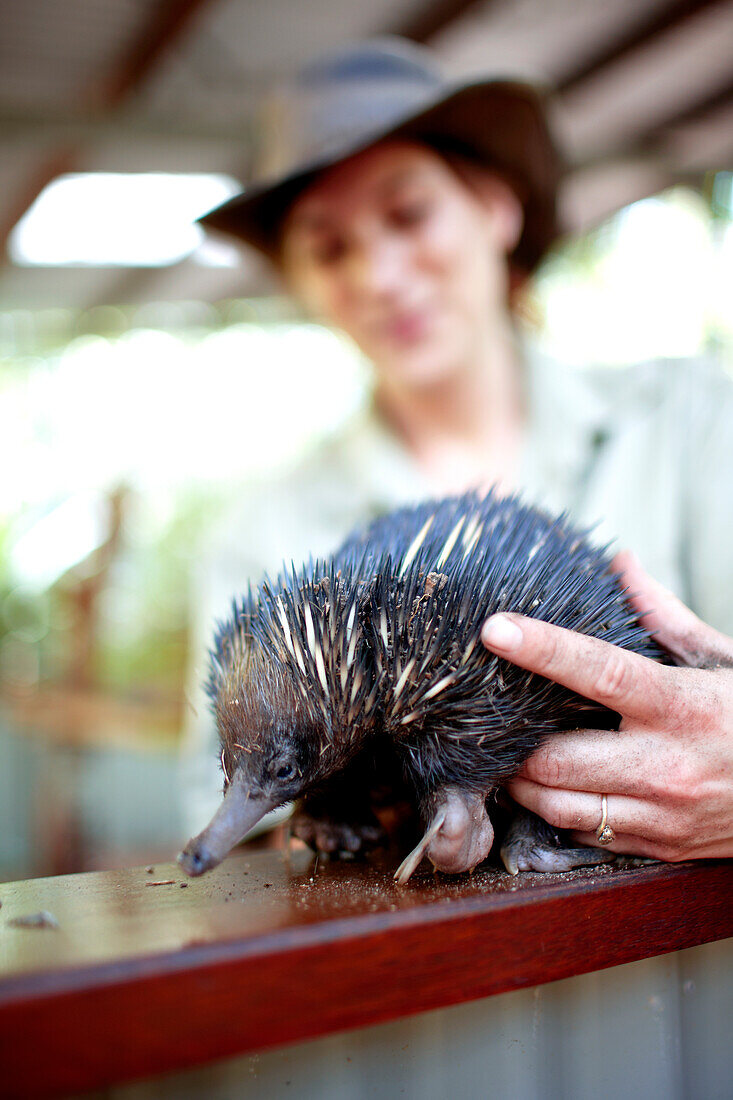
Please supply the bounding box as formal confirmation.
[1,850,731,1098]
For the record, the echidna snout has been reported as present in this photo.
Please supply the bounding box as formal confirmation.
[178,772,277,877]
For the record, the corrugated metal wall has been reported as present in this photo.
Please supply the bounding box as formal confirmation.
[110,937,733,1099]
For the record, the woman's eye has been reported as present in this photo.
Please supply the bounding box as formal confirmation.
[388,201,430,228]
[276,762,295,780]
[311,239,346,265]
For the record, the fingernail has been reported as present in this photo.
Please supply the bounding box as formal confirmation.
[482,614,523,653]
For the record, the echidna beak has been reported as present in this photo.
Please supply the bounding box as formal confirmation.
[177,780,276,877]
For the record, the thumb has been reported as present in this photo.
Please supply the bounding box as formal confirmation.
[614,549,733,668]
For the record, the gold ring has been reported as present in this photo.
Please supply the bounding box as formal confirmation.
[596,794,615,845]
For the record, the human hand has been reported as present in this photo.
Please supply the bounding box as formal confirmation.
[481,550,733,861]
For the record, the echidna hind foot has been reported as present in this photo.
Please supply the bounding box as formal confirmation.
[394,787,494,885]
[500,807,615,876]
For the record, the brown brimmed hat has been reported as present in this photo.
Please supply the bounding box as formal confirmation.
[199,37,563,274]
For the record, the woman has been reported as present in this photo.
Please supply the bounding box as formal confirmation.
[184,37,733,864]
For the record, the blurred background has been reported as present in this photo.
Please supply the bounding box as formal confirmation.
[0,0,731,880]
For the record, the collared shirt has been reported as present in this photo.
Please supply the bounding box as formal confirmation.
[180,345,733,832]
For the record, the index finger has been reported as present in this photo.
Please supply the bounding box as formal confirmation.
[481,613,676,723]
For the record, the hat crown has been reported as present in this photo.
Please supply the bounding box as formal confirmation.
[254,38,447,185]
[201,37,561,274]
[298,36,442,89]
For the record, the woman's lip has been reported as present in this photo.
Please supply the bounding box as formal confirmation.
[379,308,433,343]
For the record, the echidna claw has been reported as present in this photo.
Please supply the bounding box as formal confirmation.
[394,810,447,885]
[502,850,520,877]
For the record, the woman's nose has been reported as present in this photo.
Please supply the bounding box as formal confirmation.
[348,237,407,299]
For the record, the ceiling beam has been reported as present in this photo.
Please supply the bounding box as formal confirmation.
[556,0,729,94]
[625,78,733,172]
[0,105,249,148]
[568,75,733,170]
[653,77,733,131]
[1,0,218,256]
[91,0,220,107]
[396,0,492,44]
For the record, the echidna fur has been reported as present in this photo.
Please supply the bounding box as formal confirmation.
[195,487,664,873]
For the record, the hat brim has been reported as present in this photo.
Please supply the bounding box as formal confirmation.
[198,80,563,275]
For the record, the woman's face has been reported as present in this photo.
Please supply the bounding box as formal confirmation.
[279,141,521,390]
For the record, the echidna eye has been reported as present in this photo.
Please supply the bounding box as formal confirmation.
[276,762,295,780]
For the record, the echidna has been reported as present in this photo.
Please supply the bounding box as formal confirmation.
[178,488,664,882]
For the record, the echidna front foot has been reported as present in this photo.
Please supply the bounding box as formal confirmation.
[291,809,385,857]
[291,744,403,858]
[500,807,615,876]
[394,787,494,885]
